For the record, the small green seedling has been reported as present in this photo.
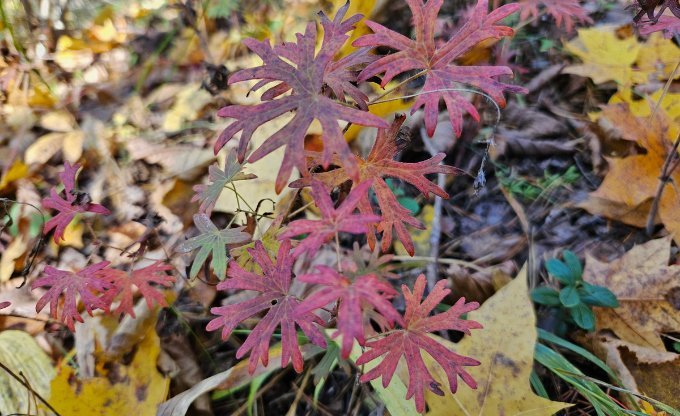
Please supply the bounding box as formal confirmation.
[532,250,619,331]
[385,179,420,216]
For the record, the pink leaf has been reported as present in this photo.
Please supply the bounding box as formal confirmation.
[639,15,680,38]
[356,275,482,413]
[215,4,389,193]
[101,261,175,318]
[42,162,110,242]
[206,240,327,373]
[354,0,526,137]
[31,262,112,331]
[292,115,462,255]
[519,0,592,33]
[279,180,381,258]
[297,266,402,358]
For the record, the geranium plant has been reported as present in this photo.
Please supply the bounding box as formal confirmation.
[30,0,527,410]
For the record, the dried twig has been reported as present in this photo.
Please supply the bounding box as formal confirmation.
[420,127,446,292]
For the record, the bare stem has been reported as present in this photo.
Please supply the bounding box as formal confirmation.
[645,131,680,235]
[0,360,62,416]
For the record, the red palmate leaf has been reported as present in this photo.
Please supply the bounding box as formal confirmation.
[214,3,389,193]
[354,0,526,137]
[518,0,592,33]
[42,162,110,242]
[356,275,482,413]
[31,262,112,331]
[297,266,402,358]
[206,240,326,373]
[639,14,680,38]
[279,180,380,258]
[100,261,175,318]
[292,115,461,255]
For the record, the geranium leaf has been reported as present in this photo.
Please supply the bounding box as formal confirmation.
[176,214,251,280]
[518,0,592,32]
[354,0,526,137]
[100,261,175,318]
[42,162,110,242]
[192,151,256,216]
[31,262,112,331]
[215,3,389,193]
[206,240,327,373]
[292,114,461,255]
[279,180,381,258]
[356,275,482,413]
[297,266,402,358]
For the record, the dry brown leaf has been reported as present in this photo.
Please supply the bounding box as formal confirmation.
[583,237,680,351]
[582,102,680,243]
[577,196,656,229]
[585,333,680,409]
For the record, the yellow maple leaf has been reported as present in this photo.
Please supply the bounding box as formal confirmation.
[637,33,680,80]
[563,27,650,86]
[609,88,680,120]
[47,331,169,415]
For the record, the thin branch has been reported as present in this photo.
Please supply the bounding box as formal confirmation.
[0,360,62,416]
[420,126,446,292]
[645,131,680,235]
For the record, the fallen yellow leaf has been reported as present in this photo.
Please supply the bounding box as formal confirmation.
[584,102,680,243]
[637,33,680,80]
[563,27,650,86]
[48,330,169,416]
[161,83,212,132]
[54,35,95,72]
[609,88,680,121]
[0,160,29,191]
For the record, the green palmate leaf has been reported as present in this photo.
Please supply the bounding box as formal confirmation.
[192,151,256,216]
[531,286,561,306]
[569,303,595,331]
[176,214,251,280]
[562,250,583,280]
[545,258,576,285]
[559,286,580,308]
[578,283,619,308]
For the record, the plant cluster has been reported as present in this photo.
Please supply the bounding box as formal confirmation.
[532,251,618,331]
[25,0,528,410]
